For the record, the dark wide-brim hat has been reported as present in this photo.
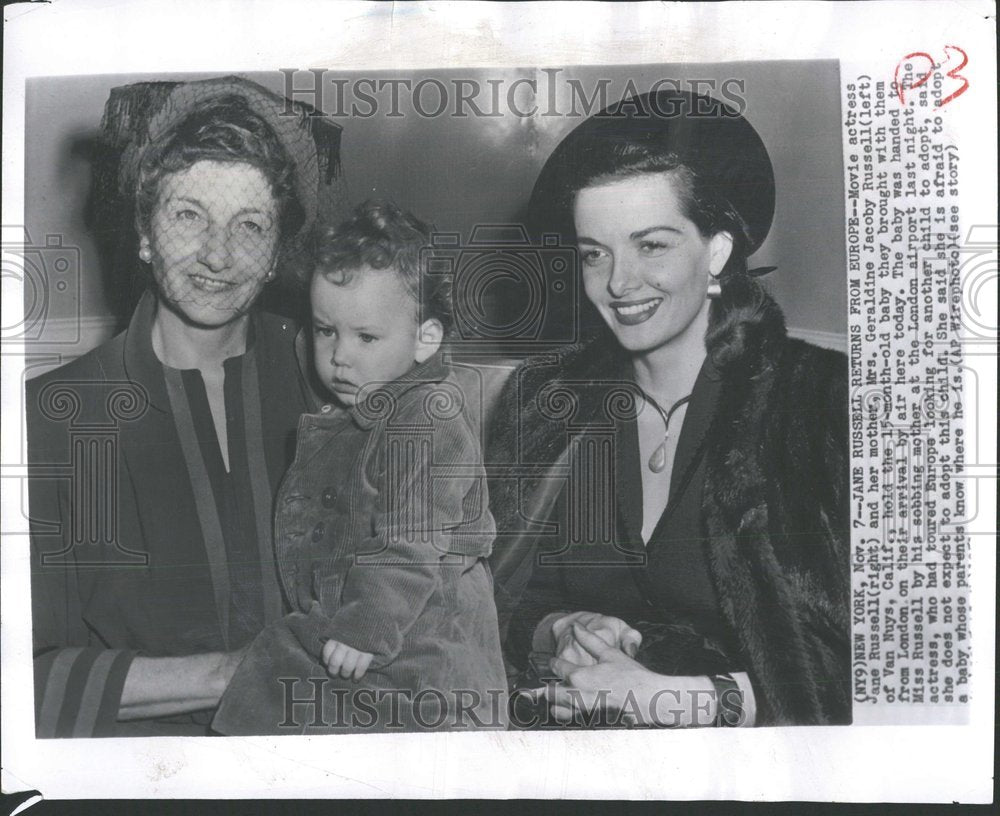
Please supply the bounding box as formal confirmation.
[530,89,776,256]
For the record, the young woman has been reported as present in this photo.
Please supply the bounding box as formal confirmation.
[28,76,341,736]
[489,90,851,727]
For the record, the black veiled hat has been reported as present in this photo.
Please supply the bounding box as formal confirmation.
[530,89,776,257]
[93,74,343,242]
[85,75,345,320]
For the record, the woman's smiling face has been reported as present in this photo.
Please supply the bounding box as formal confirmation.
[141,160,280,328]
[573,171,732,356]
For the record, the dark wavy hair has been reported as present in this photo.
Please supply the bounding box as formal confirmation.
[313,200,453,336]
[134,94,305,273]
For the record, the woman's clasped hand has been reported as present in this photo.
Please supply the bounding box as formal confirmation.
[536,616,715,728]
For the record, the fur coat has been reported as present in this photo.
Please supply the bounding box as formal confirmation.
[487,284,852,725]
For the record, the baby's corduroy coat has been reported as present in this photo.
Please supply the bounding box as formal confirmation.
[213,354,508,734]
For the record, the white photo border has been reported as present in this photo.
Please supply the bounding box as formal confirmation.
[2,0,996,803]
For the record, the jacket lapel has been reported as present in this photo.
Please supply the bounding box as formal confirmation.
[115,292,227,649]
[613,415,645,549]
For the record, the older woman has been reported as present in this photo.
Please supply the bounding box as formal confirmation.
[28,76,341,736]
[489,90,850,727]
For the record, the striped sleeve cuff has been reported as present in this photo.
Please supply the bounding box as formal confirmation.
[34,647,135,738]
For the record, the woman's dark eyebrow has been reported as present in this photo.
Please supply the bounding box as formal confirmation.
[630,225,682,239]
[168,195,204,206]
[164,198,270,219]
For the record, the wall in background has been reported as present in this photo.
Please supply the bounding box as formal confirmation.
[23,61,846,366]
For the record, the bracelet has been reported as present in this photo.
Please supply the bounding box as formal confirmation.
[710,673,744,727]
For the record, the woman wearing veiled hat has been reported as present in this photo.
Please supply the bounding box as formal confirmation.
[28,76,341,737]
[488,90,850,727]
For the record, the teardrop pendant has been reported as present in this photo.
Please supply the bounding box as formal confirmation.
[638,390,691,474]
[648,438,668,473]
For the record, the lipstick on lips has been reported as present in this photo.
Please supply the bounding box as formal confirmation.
[610,296,663,326]
[188,273,236,293]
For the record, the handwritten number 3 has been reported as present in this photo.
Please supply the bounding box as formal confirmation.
[893,46,969,108]
[939,45,970,107]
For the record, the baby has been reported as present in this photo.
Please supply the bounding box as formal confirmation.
[213,201,507,733]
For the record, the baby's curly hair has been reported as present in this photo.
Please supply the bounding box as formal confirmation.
[313,201,453,335]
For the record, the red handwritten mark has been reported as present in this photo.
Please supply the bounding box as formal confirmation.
[893,46,970,108]
[938,45,969,107]
[893,52,934,106]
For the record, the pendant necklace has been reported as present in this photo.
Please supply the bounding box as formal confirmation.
[638,389,692,473]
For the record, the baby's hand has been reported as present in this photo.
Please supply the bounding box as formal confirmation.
[321,639,374,681]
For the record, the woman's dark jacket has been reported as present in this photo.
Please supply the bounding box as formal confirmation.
[487,286,852,726]
[27,292,315,736]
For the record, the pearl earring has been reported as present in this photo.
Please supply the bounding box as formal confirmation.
[707,274,722,299]
[139,246,152,263]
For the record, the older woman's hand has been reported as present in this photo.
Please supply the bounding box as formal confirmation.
[544,624,716,728]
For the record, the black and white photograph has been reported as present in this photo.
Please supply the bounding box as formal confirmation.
[2,0,995,803]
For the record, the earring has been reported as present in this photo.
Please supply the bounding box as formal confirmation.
[265,268,277,282]
[138,246,152,263]
[707,274,722,299]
